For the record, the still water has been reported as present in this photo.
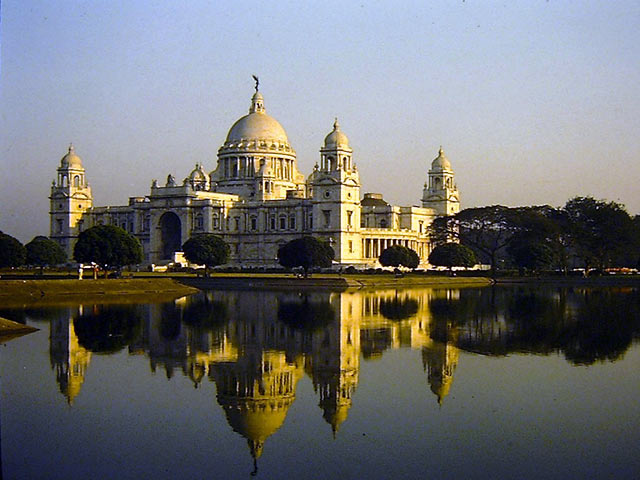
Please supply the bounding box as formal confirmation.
[1,286,639,479]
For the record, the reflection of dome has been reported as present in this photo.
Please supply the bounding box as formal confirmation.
[431,147,451,171]
[222,398,292,459]
[224,92,289,146]
[324,119,349,148]
[60,144,83,168]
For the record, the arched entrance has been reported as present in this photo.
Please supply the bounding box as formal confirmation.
[159,212,182,260]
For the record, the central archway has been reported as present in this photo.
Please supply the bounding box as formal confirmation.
[159,212,182,260]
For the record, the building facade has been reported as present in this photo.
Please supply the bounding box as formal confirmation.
[50,87,460,267]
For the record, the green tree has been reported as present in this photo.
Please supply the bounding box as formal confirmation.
[74,225,143,274]
[564,197,635,271]
[277,236,334,277]
[428,242,477,273]
[379,245,420,269]
[182,234,230,275]
[25,236,67,273]
[0,231,26,268]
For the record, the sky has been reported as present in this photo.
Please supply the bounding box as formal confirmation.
[1,0,639,242]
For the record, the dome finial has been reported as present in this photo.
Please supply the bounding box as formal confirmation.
[439,145,444,156]
[252,74,259,93]
[333,117,340,130]
[69,143,74,153]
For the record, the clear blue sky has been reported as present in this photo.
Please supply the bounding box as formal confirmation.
[1,0,639,241]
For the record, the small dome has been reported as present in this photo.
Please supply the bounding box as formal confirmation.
[189,163,209,181]
[225,91,289,145]
[431,147,451,171]
[60,144,83,169]
[324,118,349,148]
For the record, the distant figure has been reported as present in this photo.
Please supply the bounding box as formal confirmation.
[252,74,259,92]
[166,174,176,186]
[93,265,98,280]
[78,264,83,280]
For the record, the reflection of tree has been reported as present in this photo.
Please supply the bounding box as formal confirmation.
[159,303,182,340]
[379,292,419,321]
[73,306,142,353]
[562,289,640,365]
[446,287,640,365]
[181,295,228,331]
[277,296,335,331]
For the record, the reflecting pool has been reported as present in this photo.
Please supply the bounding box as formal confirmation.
[1,286,639,479]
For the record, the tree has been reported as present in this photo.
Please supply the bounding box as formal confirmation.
[431,206,519,277]
[428,243,477,273]
[74,225,143,274]
[277,236,334,277]
[564,197,635,271]
[379,245,420,269]
[182,234,230,275]
[0,231,26,268]
[25,236,67,273]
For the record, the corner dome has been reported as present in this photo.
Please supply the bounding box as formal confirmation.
[60,144,83,169]
[224,91,289,145]
[431,147,451,171]
[324,118,349,148]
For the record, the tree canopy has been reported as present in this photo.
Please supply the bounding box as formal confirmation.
[74,225,143,269]
[428,243,477,271]
[26,236,67,269]
[277,236,334,276]
[182,234,230,274]
[564,196,636,270]
[379,245,420,269]
[0,231,26,268]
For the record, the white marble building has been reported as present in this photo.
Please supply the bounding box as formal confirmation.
[50,87,460,267]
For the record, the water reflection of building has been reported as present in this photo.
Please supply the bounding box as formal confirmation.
[50,288,465,462]
[49,311,92,405]
[307,292,360,435]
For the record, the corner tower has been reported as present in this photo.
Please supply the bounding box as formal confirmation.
[309,119,361,262]
[422,147,460,216]
[50,145,93,258]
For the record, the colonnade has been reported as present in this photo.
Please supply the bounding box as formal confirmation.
[362,237,428,260]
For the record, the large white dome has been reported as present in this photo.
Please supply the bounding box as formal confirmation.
[224,92,289,145]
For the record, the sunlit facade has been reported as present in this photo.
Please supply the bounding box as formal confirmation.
[49,87,460,266]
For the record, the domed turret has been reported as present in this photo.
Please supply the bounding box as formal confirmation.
[324,118,350,149]
[431,147,452,171]
[60,144,83,169]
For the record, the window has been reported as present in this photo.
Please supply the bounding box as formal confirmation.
[234,217,240,231]
[347,210,353,227]
[78,220,84,233]
[419,221,424,233]
[250,216,257,231]
[323,210,331,227]
[279,216,286,230]
[213,215,219,229]
[289,215,296,230]
[324,191,331,199]
[56,219,63,233]
[270,216,276,230]
[349,240,353,253]
[195,214,204,230]
[73,175,80,187]
[308,214,313,229]
[380,219,387,228]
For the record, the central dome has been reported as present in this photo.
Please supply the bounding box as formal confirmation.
[225,92,289,145]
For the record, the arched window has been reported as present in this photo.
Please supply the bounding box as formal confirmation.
[73,175,80,187]
[380,219,387,228]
